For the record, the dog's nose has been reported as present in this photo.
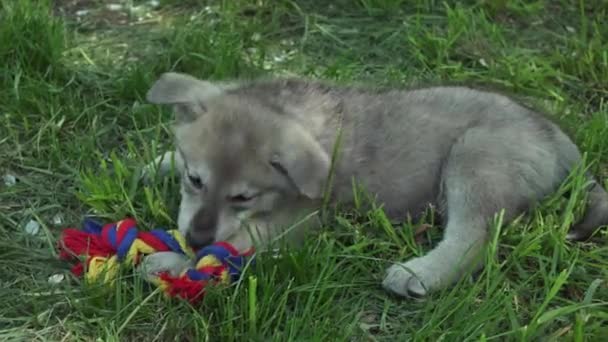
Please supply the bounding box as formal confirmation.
[185,231,214,250]
[188,207,218,250]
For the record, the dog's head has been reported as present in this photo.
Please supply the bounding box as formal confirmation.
[146,72,328,250]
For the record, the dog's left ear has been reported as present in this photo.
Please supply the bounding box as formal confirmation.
[146,72,223,124]
[270,127,331,200]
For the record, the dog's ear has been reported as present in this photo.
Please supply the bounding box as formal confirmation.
[146,72,223,124]
[270,128,331,200]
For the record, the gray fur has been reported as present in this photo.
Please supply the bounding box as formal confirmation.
[143,72,608,297]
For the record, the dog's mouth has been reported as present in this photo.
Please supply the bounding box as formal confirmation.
[214,230,234,244]
[216,221,263,251]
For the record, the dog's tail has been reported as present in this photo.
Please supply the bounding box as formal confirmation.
[567,177,608,240]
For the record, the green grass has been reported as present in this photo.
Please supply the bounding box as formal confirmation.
[1,0,607,340]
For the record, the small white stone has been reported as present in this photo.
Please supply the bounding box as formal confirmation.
[48,274,65,285]
[148,0,160,8]
[75,10,90,16]
[3,174,17,186]
[52,213,64,226]
[273,53,287,62]
[270,248,281,259]
[55,116,66,129]
[24,220,40,235]
[128,5,145,15]
[107,4,123,11]
[566,26,576,33]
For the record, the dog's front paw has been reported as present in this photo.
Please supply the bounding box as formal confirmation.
[382,257,440,298]
[139,162,158,185]
[139,151,183,185]
[138,251,192,282]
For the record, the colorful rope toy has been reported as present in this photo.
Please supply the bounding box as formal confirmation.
[57,217,255,303]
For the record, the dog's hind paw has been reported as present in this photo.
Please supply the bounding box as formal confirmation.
[382,258,441,298]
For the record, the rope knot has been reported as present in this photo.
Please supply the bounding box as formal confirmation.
[58,217,255,303]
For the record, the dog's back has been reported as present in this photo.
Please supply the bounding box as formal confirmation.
[227,79,608,238]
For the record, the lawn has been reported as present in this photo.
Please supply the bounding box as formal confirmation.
[1,0,607,340]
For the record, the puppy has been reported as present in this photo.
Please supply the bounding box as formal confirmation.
[141,72,608,297]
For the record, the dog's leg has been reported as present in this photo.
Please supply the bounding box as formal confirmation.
[141,150,184,183]
[382,180,491,297]
[382,126,558,297]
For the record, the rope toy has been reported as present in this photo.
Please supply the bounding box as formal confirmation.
[57,217,255,303]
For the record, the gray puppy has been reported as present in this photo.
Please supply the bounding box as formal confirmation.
[141,72,607,297]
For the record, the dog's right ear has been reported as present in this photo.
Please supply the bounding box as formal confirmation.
[146,72,223,124]
[270,126,331,200]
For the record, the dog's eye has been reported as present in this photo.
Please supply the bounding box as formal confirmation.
[187,173,204,189]
[229,193,256,203]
